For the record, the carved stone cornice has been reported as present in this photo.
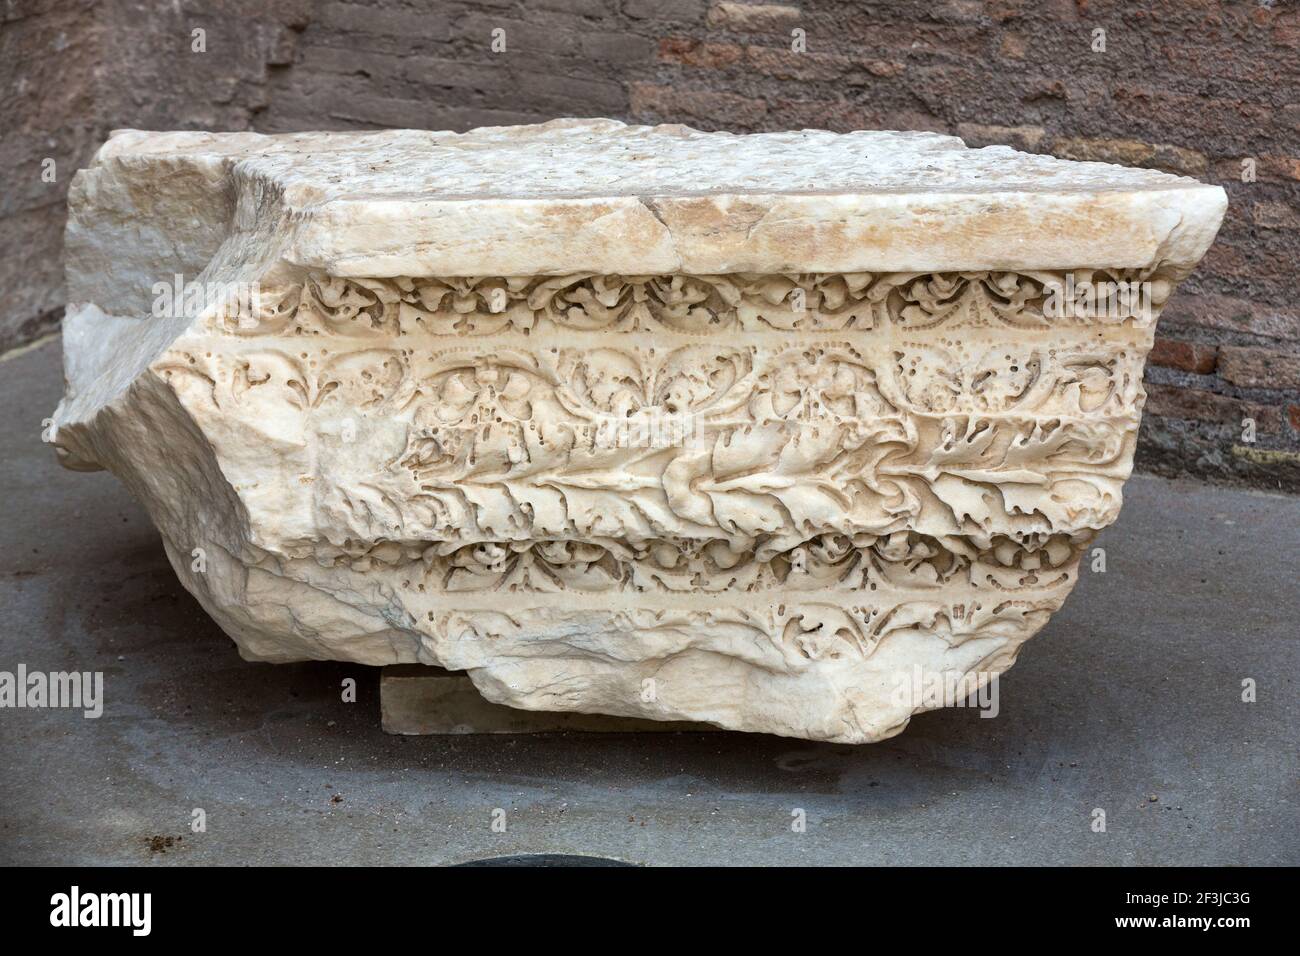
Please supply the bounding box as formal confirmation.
[51,122,1226,741]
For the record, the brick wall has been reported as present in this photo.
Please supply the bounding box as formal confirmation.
[0,0,102,352]
[3,0,1298,489]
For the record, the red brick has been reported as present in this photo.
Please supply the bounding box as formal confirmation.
[1263,156,1300,181]
[658,37,744,68]
[1218,346,1300,389]
[1143,384,1283,431]
[630,82,767,127]
[1211,156,1300,184]
[746,46,855,81]
[1253,201,1300,229]
[1149,337,1218,375]
[766,98,880,131]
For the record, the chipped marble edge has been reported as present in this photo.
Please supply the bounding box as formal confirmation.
[75,121,1229,276]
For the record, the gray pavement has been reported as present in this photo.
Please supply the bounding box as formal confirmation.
[1,337,1296,866]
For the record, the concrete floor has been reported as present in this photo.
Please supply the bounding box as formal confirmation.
[1,337,1296,866]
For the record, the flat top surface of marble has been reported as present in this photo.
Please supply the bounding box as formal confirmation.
[99,119,1214,202]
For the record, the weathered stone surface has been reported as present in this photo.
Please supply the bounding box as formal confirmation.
[50,119,1225,742]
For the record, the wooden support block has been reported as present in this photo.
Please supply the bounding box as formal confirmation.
[380,665,718,735]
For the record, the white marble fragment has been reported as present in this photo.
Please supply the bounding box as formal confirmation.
[51,120,1226,742]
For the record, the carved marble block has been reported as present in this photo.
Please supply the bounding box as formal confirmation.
[51,120,1226,742]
